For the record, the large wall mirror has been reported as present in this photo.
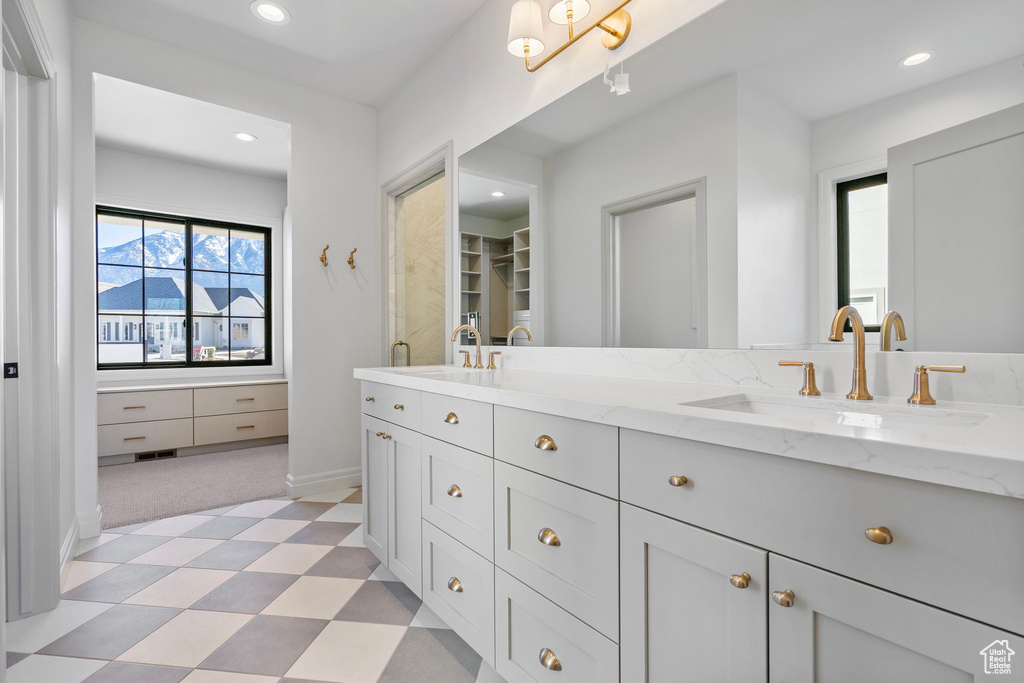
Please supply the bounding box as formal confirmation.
[455,0,1024,353]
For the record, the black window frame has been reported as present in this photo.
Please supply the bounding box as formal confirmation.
[836,172,887,333]
[96,205,272,370]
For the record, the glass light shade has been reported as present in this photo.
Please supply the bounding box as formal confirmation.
[508,0,545,57]
[549,0,591,24]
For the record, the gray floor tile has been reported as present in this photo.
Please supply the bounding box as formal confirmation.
[282,522,359,546]
[184,540,277,570]
[104,522,153,534]
[6,652,30,668]
[38,604,180,659]
[334,579,421,625]
[62,564,177,603]
[267,502,336,521]
[190,572,298,614]
[82,660,190,683]
[199,614,329,676]
[75,534,172,563]
[342,489,362,504]
[378,627,482,683]
[192,505,238,516]
[179,516,262,540]
[305,546,380,579]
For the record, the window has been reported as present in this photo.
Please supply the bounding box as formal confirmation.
[96,207,271,369]
[836,173,887,331]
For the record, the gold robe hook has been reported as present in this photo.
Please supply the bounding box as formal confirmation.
[320,244,330,267]
[347,247,357,269]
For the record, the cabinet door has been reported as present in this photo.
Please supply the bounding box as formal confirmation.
[621,503,767,682]
[361,414,388,563]
[768,554,1022,682]
[387,423,422,597]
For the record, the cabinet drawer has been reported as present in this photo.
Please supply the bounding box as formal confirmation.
[422,437,494,560]
[494,462,618,640]
[98,418,194,456]
[495,568,618,683]
[360,381,421,431]
[98,389,192,425]
[193,383,287,417]
[621,429,1024,636]
[494,406,617,497]
[422,521,495,665]
[420,392,493,456]
[194,409,288,446]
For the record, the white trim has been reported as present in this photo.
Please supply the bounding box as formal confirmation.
[285,466,361,498]
[59,516,81,593]
[78,505,103,541]
[2,0,55,79]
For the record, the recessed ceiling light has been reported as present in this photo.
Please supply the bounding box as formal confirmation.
[900,51,934,67]
[491,191,506,198]
[251,1,290,24]
[234,132,258,142]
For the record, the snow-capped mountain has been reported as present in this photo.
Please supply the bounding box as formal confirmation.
[98,231,265,284]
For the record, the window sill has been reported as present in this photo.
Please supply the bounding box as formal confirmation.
[97,364,285,388]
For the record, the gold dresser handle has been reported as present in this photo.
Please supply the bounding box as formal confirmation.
[123,436,146,441]
[376,432,385,437]
[539,648,563,671]
[538,528,561,547]
[365,396,375,402]
[394,404,404,410]
[237,397,255,402]
[865,527,893,545]
[668,475,688,487]
[382,433,392,440]
[444,412,460,425]
[447,484,463,498]
[729,573,751,589]
[123,406,145,410]
[772,589,795,608]
[237,425,255,430]
[534,435,557,451]
[447,577,464,593]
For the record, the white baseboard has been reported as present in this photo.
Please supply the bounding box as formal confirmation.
[78,505,103,540]
[286,466,361,498]
[59,517,81,593]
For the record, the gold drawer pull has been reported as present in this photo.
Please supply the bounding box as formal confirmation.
[534,435,557,451]
[382,434,392,440]
[365,396,375,402]
[447,484,463,498]
[237,425,255,430]
[444,412,460,424]
[237,397,255,402]
[865,527,893,545]
[394,404,404,410]
[539,648,563,671]
[729,573,751,589]
[376,431,385,437]
[772,589,795,608]
[123,406,145,410]
[538,528,561,547]
[447,577,463,593]
[123,436,146,441]
[668,475,688,487]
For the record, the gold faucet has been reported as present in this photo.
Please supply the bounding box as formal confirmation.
[880,311,907,351]
[507,325,533,346]
[451,325,484,369]
[828,306,873,401]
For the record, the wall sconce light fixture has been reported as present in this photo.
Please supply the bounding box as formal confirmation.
[508,0,633,72]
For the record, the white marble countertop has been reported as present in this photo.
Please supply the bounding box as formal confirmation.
[354,365,1024,500]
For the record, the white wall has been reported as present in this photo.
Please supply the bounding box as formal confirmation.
[73,19,378,537]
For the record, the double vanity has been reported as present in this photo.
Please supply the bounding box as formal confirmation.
[355,355,1024,682]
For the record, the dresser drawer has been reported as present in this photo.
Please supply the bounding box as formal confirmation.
[422,521,495,665]
[98,418,194,456]
[360,381,421,431]
[494,462,618,640]
[422,436,494,560]
[194,409,288,446]
[494,406,617,497]
[620,429,1024,635]
[420,392,493,456]
[495,568,618,683]
[194,383,287,416]
[98,389,192,425]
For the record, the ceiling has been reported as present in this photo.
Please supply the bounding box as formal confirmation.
[459,172,531,222]
[94,74,291,179]
[74,0,488,107]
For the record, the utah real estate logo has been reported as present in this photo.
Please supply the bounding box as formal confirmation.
[980,640,1015,675]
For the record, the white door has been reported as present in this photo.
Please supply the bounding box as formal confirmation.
[386,423,421,596]
[360,414,388,563]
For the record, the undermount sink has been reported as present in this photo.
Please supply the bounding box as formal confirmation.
[403,367,482,377]
[680,393,989,437]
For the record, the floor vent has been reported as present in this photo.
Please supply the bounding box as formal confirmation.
[136,450,177,462]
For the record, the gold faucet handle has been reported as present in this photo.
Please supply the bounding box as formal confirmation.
[778,361,821,397]
[459,350,471,368]
[928,365,966,373]
[908,365,966,405]
[488,351,502,370]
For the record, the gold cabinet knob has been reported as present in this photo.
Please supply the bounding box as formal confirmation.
[537,528,561,547]
[865,527,893,545]
[729,573,751,589]
[382,434,392,440]
[375,432,385,437]
[365,397,375,402]
[447,577,463,593]
[538,648,563,671]
[447,484,463,498]
[394,404,404,410]
[772,589,795,608]
[444,412,460,425]
[534,435,558,451]
[668,475,688,487]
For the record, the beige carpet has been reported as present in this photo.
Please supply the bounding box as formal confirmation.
[98,444,289,529]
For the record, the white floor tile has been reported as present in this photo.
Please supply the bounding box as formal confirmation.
[409,603,451,630]
[242,543,331,575]
[285,620,407,683]
[6,599,114,653]
[74,533,122,556]
[298,488,356,503]
[133,515,216,537]
[261,575,362,619]
[315,503,362,524]
[336,524,365,548]
[231,518,309,543]
[62,561,120,592]
[123,568,237,608]
[181,671,279,683]
[127,538,225,567]
[117,609,252,668]
[7,655,106,683]
[222,500,291,518]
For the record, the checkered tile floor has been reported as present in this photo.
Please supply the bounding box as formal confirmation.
[7,488,505,683]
